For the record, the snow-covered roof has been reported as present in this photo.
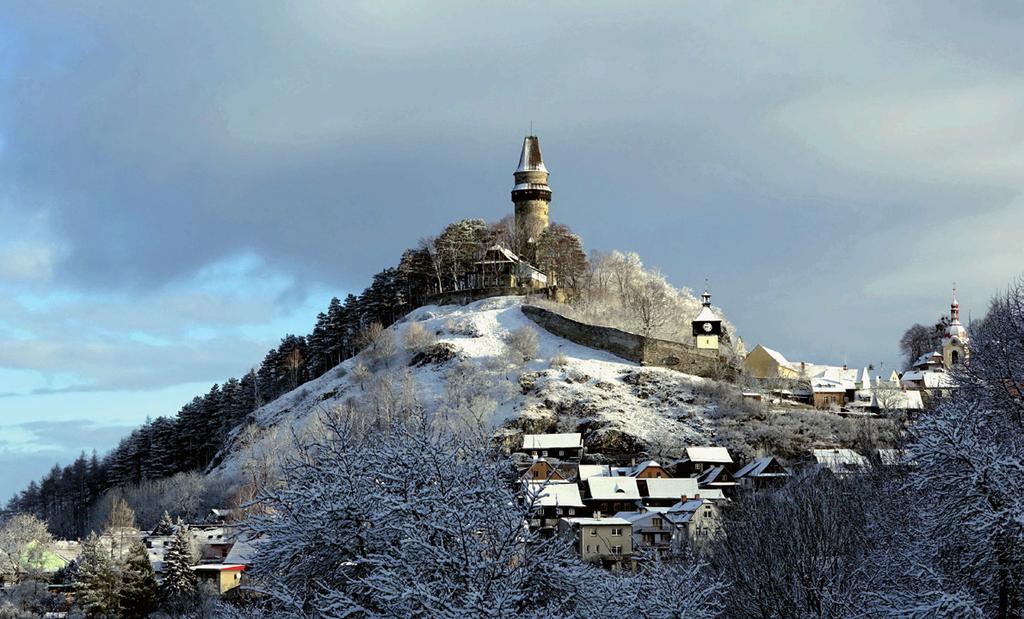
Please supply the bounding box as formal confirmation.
[901,370,954,389]
[587,477,641,501]
[193,564,245,572]
[683,446,733,464]
[697,465,736,486]
[812,448,868,471]
[560,517,631,527]
[694,305,720,323]
[627,460,663,476]
[643,478,699,500]
[734,457,788,478]
[522,433,583,451]
[223,539,257,565]
[577,464,611,480]
[526,481,585,508]
[668,498,711,516]
[870,388,924,410]
[756,345,791,366]
[515,136,549,173]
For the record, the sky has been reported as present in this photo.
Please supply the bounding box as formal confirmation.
[1,1,1023,501]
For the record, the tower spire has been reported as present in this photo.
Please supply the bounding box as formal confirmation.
[950,283,961,324]
[512,134,551,246]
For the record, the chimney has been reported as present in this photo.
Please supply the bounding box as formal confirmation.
[842,364,848,370]
[694,493,701,500]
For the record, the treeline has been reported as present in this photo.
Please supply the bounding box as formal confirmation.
[4,217,586,538]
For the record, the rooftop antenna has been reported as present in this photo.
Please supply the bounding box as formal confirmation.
[530,120,534,136]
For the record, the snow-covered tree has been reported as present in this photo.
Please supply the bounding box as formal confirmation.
[118,540,158,618]
[0,513,52,585]
[75,533,119,618]
[161,519,198,607]
[896,280,1024,618]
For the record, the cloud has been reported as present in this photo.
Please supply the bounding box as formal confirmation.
[0,242,56,282]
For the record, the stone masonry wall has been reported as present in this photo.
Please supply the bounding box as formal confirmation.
[521,305,738,381]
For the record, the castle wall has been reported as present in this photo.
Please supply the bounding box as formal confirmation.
[521,305,738,381]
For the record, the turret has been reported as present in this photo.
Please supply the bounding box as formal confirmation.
[692,286,723,351]
[512,135,551,246]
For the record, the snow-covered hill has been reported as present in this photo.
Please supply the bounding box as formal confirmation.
[219,296,730,472]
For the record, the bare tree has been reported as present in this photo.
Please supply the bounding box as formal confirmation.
[0,513,53,585]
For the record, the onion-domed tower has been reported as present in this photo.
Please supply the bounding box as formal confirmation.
[511,135,551,246]
[942,287,969,368]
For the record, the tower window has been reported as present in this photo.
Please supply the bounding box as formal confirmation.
[951,350,960,365]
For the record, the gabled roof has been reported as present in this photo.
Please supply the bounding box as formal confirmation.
[522,433,583,451]
[734,456,789,479]
[525,481,585,508]
[753,345,790,366]
[683,446,733,464]
[587,477,641,501]
[643,478,699,500]
[627,460,664,476]
[812,448,868,471]
[577,464,611,481]
[697,465,736,487]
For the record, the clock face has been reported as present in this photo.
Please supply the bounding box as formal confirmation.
[703,322,713,333]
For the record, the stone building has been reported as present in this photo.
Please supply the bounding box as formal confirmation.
[512,135,551,246]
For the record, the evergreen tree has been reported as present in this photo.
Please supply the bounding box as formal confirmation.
[75,533,119,618]
[119,540,158,619]
[161,519,197,606]
[152,511,175,536]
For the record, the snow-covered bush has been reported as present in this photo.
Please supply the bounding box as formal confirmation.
[402,320,437,353]
[504,326,539,364]
[549,351,569,368]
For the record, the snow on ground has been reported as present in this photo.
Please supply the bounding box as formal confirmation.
[219,297,722,472]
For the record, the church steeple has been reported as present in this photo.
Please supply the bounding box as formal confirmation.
[942,285,969,368]
[692,283,723,351]
[512,135,551,246]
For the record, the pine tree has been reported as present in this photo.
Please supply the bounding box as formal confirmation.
[119,540,158,619]
[161,519,197,606]
[152,511,175,536]
[75,532,120,618]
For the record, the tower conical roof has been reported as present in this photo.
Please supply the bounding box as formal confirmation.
[516,136,548,173]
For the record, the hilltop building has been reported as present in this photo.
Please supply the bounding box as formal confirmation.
[901,289,968,396]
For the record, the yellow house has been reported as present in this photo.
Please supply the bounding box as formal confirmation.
[744,345,801,379]
[193,564,245,595]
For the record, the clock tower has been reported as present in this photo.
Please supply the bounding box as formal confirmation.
[692,288,723,350]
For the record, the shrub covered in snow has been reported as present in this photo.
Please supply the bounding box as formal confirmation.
[504,326,539,364]
[403,320,437,353]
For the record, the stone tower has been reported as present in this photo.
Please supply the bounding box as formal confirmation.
[942,287,969,368]
[512,135,551,247]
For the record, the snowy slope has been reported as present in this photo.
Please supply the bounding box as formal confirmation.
[219,296,725,471]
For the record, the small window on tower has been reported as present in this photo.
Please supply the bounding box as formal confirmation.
[951,350,960,365]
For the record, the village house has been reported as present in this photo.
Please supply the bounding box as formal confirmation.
[734,456,790,490]
[520,433,584,461]
[614,509,684,558]
[525,480,587,533]
[557,517,634,570]
[585,477,641,517]
[668,497,722,549]
[576,464,612,480]
[670,447,734,478]
[193,564,245,595]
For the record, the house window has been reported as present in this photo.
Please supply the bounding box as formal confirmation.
[611,528,623,536]
[652,517,662,529]
[586,544,590,553]
[542,450,548,457]
[611,545,622,556]
[568,508,576,516]
[555,508,563,516]
[559,450,564,456]
[589,528,597,536]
